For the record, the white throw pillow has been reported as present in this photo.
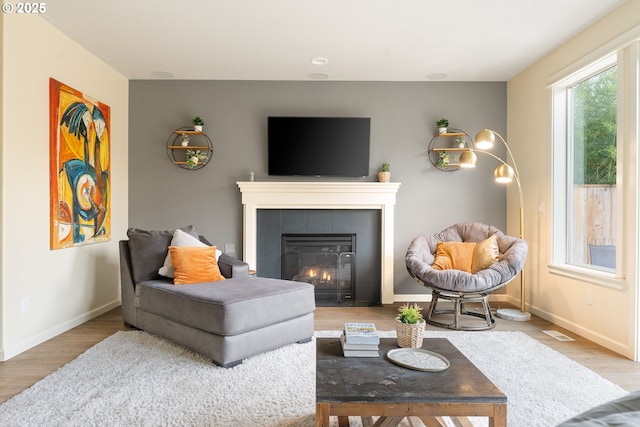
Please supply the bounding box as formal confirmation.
[158,229,221,278]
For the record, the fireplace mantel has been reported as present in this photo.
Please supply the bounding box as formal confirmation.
[237,181,401,304]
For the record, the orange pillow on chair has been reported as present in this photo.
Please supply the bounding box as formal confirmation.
[432,241,476,273]
[169,246,226,285]
[471,234,500,273]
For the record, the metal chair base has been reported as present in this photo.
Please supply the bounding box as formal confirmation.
[426,289,496,331]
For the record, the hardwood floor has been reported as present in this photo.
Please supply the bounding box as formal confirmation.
[1,303,639,404]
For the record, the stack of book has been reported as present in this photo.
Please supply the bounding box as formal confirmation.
[341,322,380,357]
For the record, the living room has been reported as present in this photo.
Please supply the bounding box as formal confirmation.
[1,1,640,422]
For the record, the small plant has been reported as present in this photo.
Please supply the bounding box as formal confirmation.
[381,162,390,172]
[186,148,207,168]
[438,151,450,167]
[191,116,204,126]
[436,118,449,128]
[397,303,424,324]
[455,135,465,147]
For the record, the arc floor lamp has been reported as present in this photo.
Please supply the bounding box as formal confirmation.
[459,129,531,322]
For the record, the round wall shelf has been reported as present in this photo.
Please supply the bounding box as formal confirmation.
[427,128,474,172]
[166,127,213,170]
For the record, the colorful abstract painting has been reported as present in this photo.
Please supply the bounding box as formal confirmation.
[49,79,111,249]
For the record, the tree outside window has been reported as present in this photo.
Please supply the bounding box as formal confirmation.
[568,65,617,269]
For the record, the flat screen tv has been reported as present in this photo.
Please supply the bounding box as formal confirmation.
[268,116,371,177]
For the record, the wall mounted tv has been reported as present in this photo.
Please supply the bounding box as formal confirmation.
[268,116,371,177]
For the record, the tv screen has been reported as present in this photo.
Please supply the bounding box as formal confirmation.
[268,117,371,177]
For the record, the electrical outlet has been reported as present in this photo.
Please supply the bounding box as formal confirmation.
[21,298,29,314]
[586,291,593,306]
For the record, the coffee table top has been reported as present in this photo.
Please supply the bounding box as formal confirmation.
[316,338,506,404]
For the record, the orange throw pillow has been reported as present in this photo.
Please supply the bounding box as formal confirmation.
[169,246,226,285]
[432,241,476,273]
[471,234,500,273]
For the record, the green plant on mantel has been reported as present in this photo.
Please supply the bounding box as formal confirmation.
[397,303,424,324]
[381,162,390,172]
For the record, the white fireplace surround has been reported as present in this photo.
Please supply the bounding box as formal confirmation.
[237,181,401,304]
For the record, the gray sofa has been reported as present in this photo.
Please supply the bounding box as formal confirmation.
[119,226,315,367]
[557,389,640,426]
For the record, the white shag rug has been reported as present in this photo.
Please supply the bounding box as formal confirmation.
[0,330,627,427]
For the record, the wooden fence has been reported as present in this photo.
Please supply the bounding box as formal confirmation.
[572,185,616,265]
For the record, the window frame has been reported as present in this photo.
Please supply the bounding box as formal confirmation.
[549,52,624,288]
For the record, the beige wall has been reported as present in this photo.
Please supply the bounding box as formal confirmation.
[0,15,128,359]
[509,1,640,358]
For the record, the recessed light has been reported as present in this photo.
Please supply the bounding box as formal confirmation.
[308,72,331,80]
[427,72,448,80]
[310,57,329,65]
[151,71,175,79]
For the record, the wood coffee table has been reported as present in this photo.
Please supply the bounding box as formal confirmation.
[316,338,507,427]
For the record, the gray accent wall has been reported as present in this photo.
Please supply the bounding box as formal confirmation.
[129,80,506,295]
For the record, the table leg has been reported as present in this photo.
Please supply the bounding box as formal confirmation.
[338,416,350,427]
[490,403,507,427]
[316,403,330,427]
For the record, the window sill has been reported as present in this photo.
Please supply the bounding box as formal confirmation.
[547,263,625,290]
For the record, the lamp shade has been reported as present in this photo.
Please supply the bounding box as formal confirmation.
[475,129,495,150]
[494,164,515,183]
[459,150,477,168]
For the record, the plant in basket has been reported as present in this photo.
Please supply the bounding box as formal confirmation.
[395,303,426,348]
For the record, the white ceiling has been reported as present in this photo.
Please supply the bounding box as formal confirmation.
[41,0,626,82]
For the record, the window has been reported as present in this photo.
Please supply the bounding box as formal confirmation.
[568,64,618,270]
[552,53,619,274]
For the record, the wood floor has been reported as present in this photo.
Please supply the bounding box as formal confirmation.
[1,303,640,404]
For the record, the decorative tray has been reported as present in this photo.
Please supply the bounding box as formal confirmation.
[386,348,450,372]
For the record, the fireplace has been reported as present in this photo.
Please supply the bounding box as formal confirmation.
[237,181,401,304]
[282,234,356,305]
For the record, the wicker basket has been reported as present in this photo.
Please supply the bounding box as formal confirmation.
[395,317,425,348]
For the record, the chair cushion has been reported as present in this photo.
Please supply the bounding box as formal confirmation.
[472,234,499,273]
[406,222,528,293]
[432,241,476,272]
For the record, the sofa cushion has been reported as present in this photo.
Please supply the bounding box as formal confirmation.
[170,246,226,285]
[159,229,221,278]
[136,277,315,336]
[127,225,198,283]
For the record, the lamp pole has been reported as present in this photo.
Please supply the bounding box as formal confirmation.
[463,130,531,321]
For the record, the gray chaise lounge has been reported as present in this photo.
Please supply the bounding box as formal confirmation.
[119,226,315,367]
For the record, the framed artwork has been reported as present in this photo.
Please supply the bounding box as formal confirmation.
[49,78,111,249]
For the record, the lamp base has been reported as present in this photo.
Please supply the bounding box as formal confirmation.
[496,308,531,322]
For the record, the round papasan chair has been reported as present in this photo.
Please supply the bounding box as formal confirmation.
[405,222,528,330]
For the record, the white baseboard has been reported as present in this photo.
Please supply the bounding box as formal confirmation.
[528,304,634,360]
[1,300,121,361]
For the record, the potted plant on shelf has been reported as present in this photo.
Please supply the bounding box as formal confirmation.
[186,148,207,169]
[179,133,190,147]
[436,118,449,134]
[438,151,451,167]
[455,135,465,148]
[192,116,204,132]
[378,163,391,182]
[395,303,426,348]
